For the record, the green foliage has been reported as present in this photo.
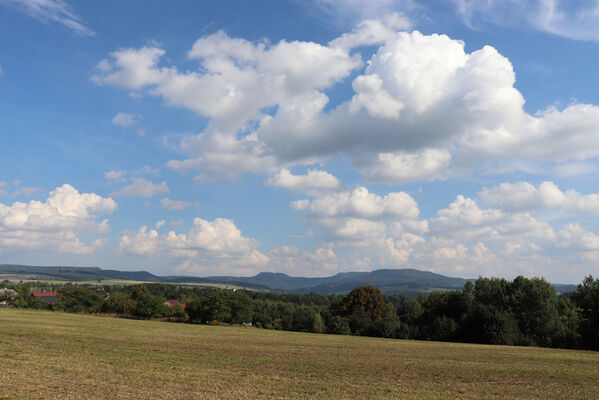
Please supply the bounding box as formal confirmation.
[4,274,599,351]
[291,306,324,333]
[11,285,48,309]
[57,285,103,313]
[166,304,187,322]
[333,286,401,338]
[185,290,253,324]
[185,298,205,323]
[571,275,599,350]
[327,315,351,335]
[131,284,168,318]
[340,286,388,320]
[102,292,136,315]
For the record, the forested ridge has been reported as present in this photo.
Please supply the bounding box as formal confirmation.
[2,275,598,351]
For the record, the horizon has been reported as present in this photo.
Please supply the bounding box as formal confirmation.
[0,263,582,285]
[1,0,599,283]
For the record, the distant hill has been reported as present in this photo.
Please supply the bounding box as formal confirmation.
[0,264,578,295]
[197,269,471,295]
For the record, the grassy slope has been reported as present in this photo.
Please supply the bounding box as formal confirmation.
[1,309,598,400]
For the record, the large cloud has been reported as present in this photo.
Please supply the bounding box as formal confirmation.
[95,22,599,184]
[285,184,599,279]
[297,186,420,220]
[290,186,428,269]
[0,184,116,254]
[119,217,269,275]
[432,195,555,241]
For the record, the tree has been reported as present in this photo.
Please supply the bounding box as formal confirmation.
[509,276,561,347]
[102,292,136,315]
[166,304,187,322]
[339,286,388,321]
[57,286,103,313]
[572,275,599,350]
[327,315,351,335]
[12,285,48,309]
[229,291,254,323]
[0,288,18,306]
[185,298,207,323]
[396,298,424,339]
[469,304,520,345]
[131,284,167,318]
[291,306,324,333]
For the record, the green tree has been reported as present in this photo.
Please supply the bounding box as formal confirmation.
[102,292,136,315]
[339,286,388,321]
[229,291,254,323]
[185,298,207,323]
[131,284,167,318]
[572,275,599,350]
[509,276,561,347]
[12,285,48,309]
[327,315,351,335]
[396,298,424,339]
[57,286,103,313]
[166,304,187,322]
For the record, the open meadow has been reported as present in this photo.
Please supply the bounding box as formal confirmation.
[1,308,599,400]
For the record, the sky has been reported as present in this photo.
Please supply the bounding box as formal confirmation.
[1,0,599,283]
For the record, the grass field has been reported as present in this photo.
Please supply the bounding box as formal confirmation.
[1,309,598,399]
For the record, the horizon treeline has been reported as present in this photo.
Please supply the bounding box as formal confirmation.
[1,275,598,351]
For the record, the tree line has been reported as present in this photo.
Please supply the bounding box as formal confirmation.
[1,275,598,351]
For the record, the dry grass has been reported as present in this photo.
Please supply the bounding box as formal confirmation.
[1,308,598,399]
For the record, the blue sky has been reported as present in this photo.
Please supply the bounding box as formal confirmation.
[1,0,599,282]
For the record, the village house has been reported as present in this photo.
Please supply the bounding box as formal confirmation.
[32,292,59,304]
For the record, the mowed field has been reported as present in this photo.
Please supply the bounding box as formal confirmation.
[1,309,598,400]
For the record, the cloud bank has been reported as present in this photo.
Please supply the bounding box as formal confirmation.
[94,21,599,185]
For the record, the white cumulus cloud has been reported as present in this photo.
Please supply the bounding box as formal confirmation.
[0,184,115,254]
[267,169,342,192]
[95,22,599,184]
[119,217,269,275]
[479,181,599,214]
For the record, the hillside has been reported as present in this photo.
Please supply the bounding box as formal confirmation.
[2,308,598,399]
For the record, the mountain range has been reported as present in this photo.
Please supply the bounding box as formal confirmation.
[0,264,578,295]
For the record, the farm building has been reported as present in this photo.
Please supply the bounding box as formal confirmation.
[32,292,59,304]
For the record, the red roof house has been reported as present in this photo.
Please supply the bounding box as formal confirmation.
[32,292,59,304]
